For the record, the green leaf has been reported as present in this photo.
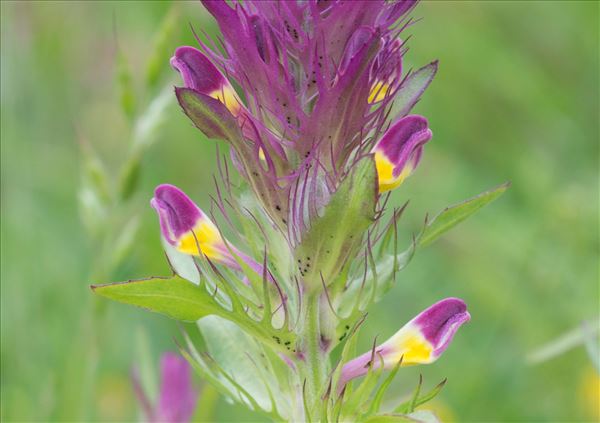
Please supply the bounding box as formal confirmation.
[176,87,241,143]
[418,182,510,248]
[296,157,378,291]
[409,374,423,413]
[91,275,220,321]
[368,358,403,415]
[392,61,438,119]
[395,378,447,414]
[338,183,508,314]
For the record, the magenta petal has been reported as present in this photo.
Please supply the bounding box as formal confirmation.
[151,184,203,245]
[374,115,432,176]
[156,353,197,423]
[171,46,226,94]
[413,297,471,358]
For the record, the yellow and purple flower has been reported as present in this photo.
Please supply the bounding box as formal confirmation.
[171,46,242,117]
[151,184,240,268]
[373,115,432,192]
[339,298,470,387]
[151,184,270,281]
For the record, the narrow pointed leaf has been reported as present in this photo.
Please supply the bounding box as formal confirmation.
[395,379,447,414]
[418,182,509,247]
[392,61,438,119]
[175,87,241,143]
[368,358,403,415]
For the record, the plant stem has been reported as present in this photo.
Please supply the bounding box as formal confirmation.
[300,293,326,420]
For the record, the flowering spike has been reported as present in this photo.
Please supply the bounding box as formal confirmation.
[171,46,241,116]
[372,115,432,192]
[339,298,470,386]
[91,1,492,419]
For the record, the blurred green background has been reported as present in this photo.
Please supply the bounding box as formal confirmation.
[1,1,598,422]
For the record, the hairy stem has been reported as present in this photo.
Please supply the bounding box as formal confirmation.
[300,293,327,420]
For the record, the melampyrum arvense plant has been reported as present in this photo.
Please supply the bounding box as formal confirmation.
[92,1,508,421]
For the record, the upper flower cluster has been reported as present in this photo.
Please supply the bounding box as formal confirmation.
[172,0,435,240]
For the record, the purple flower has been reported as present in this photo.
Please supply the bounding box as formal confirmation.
[151,184,271,280]
[372,115,432,192]
[171,46,242,117]
[339,298,470,388]
[151,184,240,268]
[133,352,197,423]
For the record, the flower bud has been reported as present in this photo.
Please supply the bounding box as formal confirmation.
[372,115,432,192]
[339,298,470,386]
[171,46,241,116]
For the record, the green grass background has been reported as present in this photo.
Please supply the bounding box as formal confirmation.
[1,1,598,421]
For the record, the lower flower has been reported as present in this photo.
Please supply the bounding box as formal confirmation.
[339,298,470,387]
